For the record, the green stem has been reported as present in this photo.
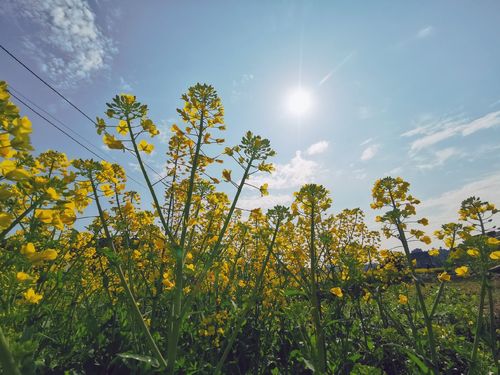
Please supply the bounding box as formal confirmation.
[394,214,438,373]
[469,274,487,372]
[90,175,167,369]
[0,326,21,375]
[215,219,281,374]
[0,197,43,239]
[486,277,498,372]
[429,282,445,320]
[309,203,327,373]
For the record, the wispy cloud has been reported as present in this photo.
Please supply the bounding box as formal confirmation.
[417,147,460,170]
[238,193,293,211]
[360,138,373,146]
[361,144,380,161]
[419,172,500,234]
[119,76,133,92]
[416,25,434,39]
[231,73,254,102]
[249,150,323,190]
[403,111,500,153]
[319,51,355,86]
[241,143,327,210]
[306,140,329,155]
[352,168,367,180]
[2,0,115,88]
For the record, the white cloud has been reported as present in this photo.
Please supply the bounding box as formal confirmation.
[419,172,500,234]
[403,111,500,153]
[352,169,367,180]
[360,138,373,146]
[306,140,329,155]
[231,73,254,102]
[416,26,434,39]
[361,144,380,161]
[249,151,323,189]
[461,110,500,135]
[417,147,460,170]
[119,77,133,92]
[242,149,325,210]
[2,0,115,88]
[237,193,293,211]
[383,166,403,176]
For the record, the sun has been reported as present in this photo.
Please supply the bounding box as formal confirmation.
[287,88,312,116]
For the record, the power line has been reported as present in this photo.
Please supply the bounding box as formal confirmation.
[9,86,108,157]
[0,44,167,182]
[8,84,154,188]
[1,44,96,124]
[8,91,148,189]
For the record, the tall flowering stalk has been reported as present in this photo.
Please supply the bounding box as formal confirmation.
[371,177,438,373]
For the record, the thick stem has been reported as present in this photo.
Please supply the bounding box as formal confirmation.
[469,274,487,372]
[429,282,445,320]
[486,278,498,372]
[0,326,21,375]
[215,219,281,374]
[90,175,167,369]
[395,219,438,373]
[166,109,205,375]
[0,197,42,239]
[309,203,327,373]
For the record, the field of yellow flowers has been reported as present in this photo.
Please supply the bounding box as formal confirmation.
[0,80,498,374]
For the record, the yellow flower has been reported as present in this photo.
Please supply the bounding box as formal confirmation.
[162,278,175,290]
[399,294,408,305]
[437,271,451,282]
[428,248,440,256]
[138,139,154,154]
[23,288,42,304]
[35,210,53,224]
[21,242,36,255]
[490,251,500,260]
[121,93,136,104]
[0,212,13,230]
[466,248,480,257]
[103,134,124,150]
[45,187,59,200]
[16,272,31,282]
[487,237,500,246]
[420,235,432,245]
[117,120,128,135]
[27,249,58,264]
[417,218,429,226]
[186,263,195,272]
[100,184,114,198]
[363,291,371,302]
[222,169,231,182]
[330,287,343,298]
[455,266,469,277]
[379,249,390,258]
[238,280,246,288]
[259,183,269,197]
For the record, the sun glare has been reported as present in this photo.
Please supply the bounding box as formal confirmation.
[287,88,312,116]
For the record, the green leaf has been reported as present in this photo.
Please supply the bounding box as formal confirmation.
[117,352,160,368]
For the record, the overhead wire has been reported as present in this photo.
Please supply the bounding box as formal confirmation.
[0,44,167,185]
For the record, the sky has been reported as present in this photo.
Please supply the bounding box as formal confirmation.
[1,1,500,248]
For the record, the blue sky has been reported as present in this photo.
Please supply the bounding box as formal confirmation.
[1,1,499,242]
